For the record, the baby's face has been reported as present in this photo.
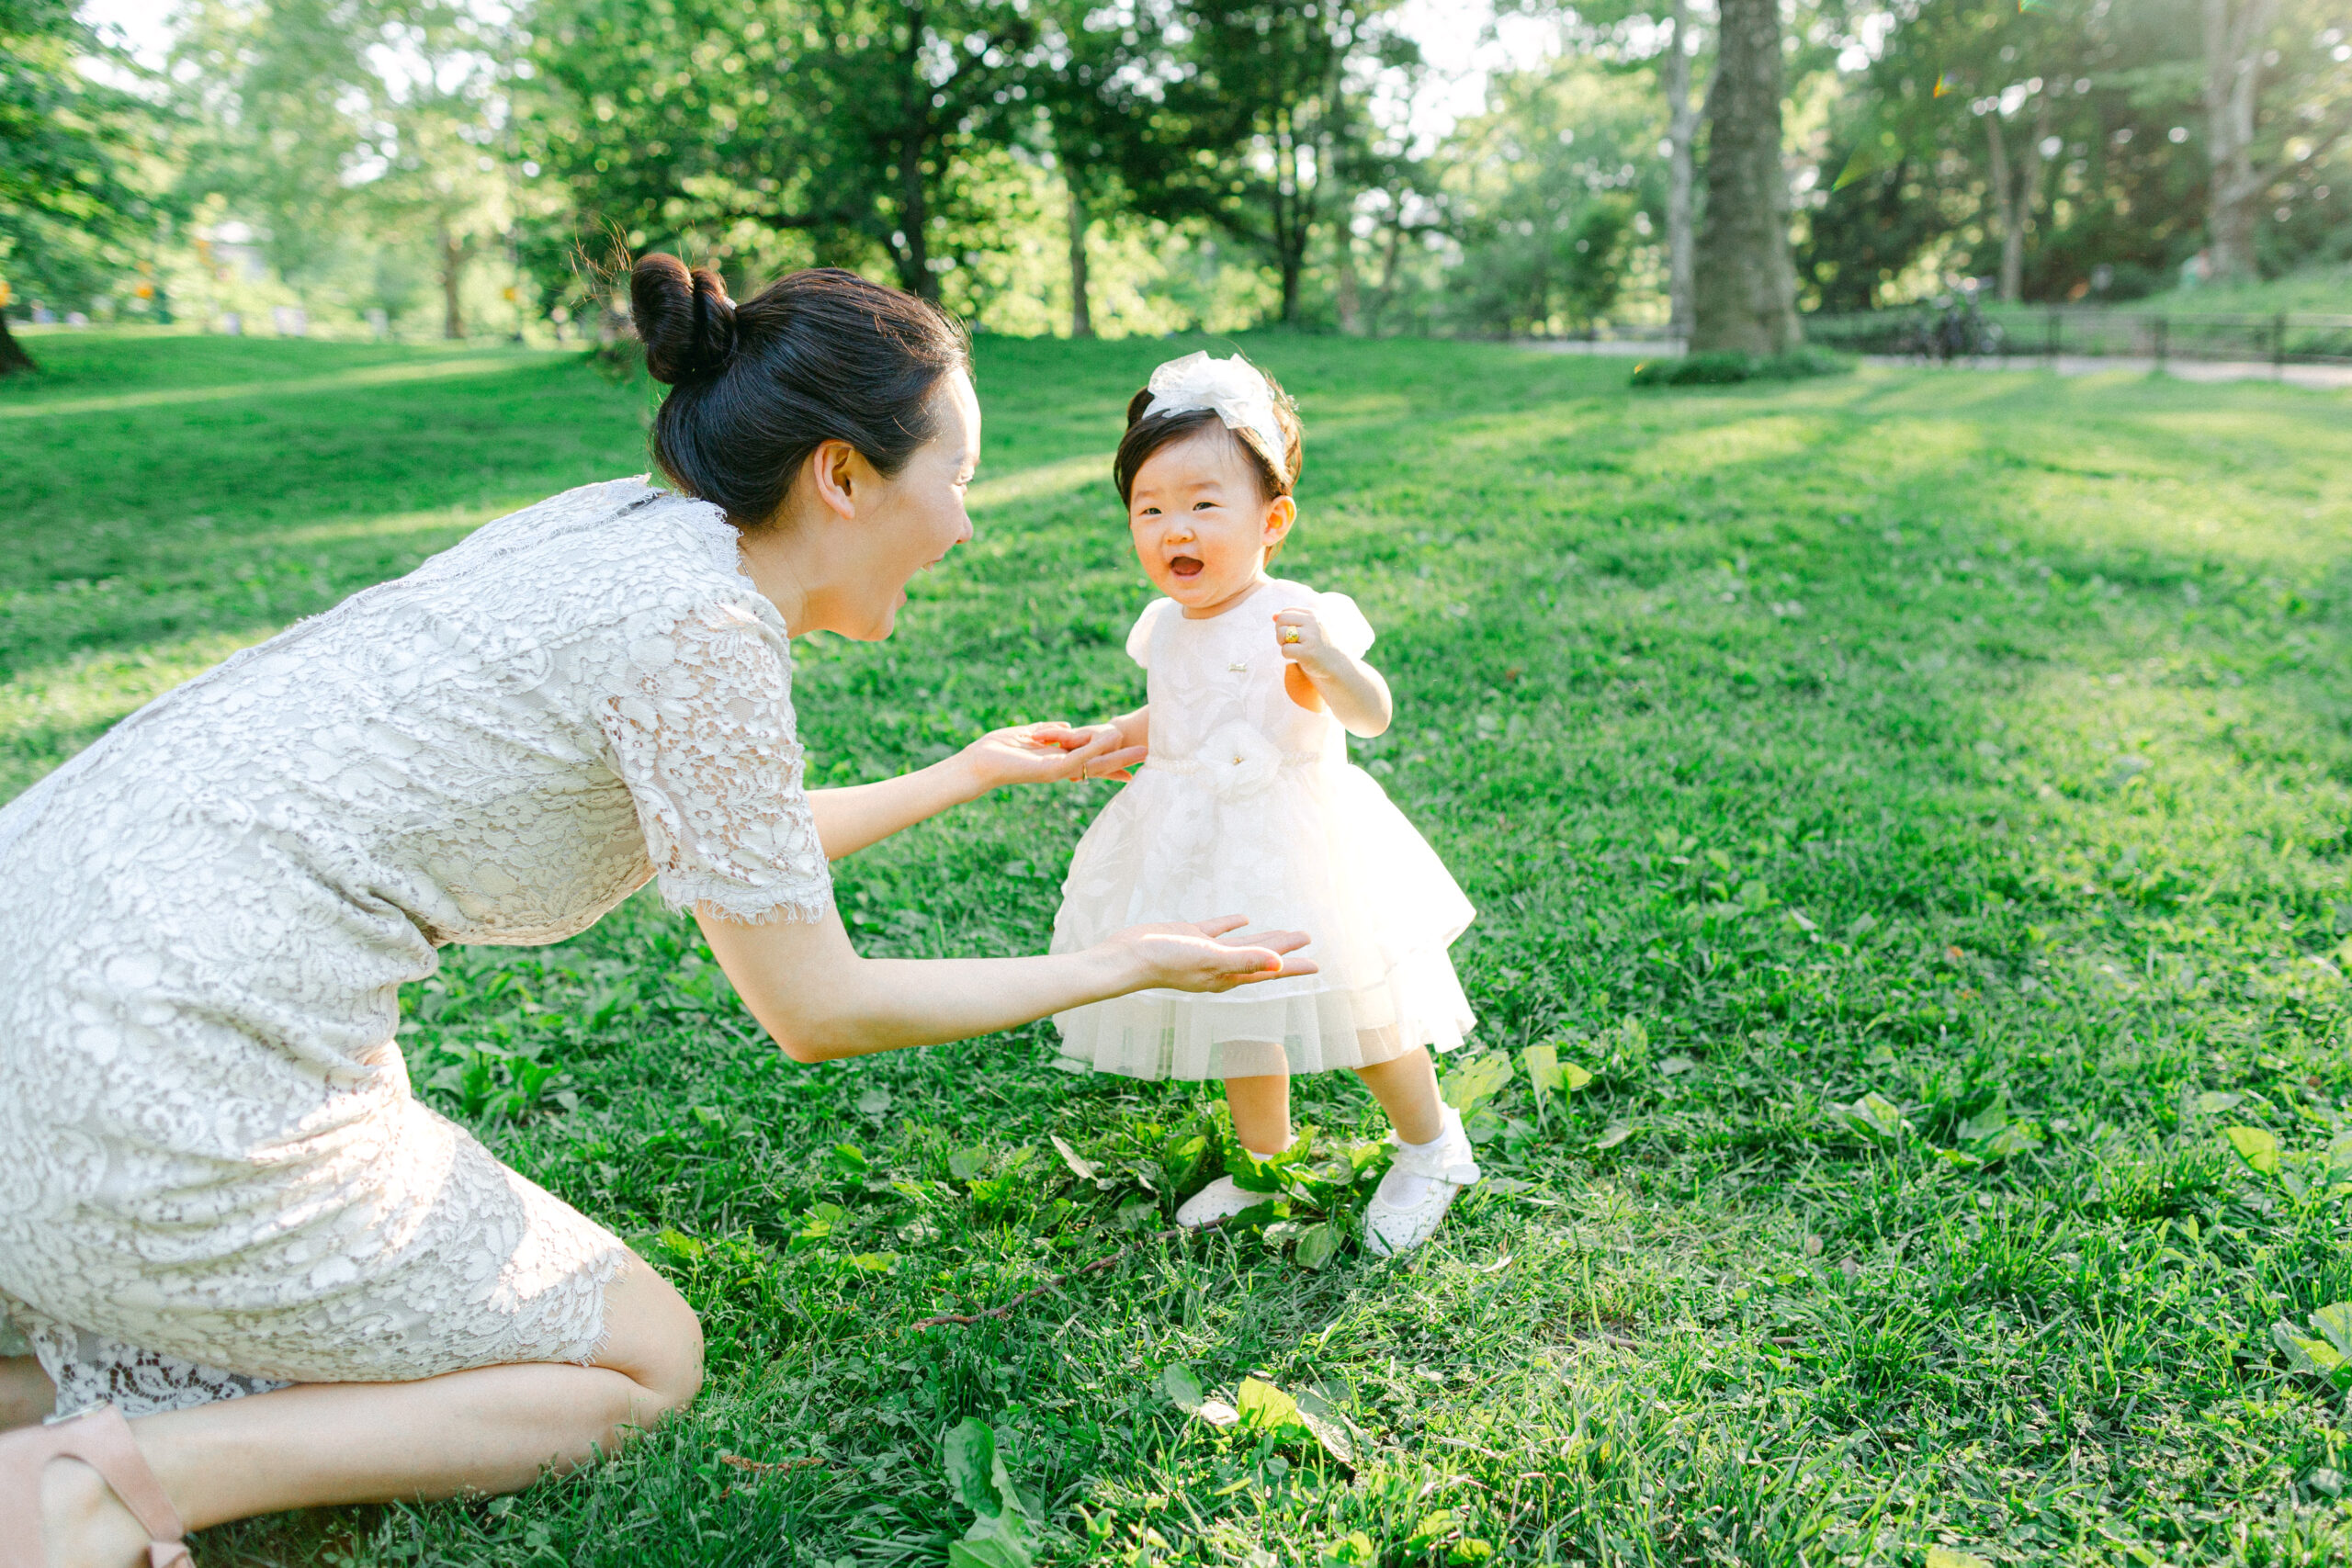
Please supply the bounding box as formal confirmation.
[1126,424,1295,618]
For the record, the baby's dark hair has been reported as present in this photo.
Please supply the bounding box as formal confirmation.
[1111,359,1304,508]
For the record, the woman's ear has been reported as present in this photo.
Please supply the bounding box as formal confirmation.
[805,439,862,523]
[1261,494,1297,554]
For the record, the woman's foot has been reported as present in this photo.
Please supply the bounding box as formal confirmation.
[1362,1103,1480,1258]
[40,1455,156,1568]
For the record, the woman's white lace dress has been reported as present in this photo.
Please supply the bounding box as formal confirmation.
[1050,580,1475,1080]
[0,478,831,1418]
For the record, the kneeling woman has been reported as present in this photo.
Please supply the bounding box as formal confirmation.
[0,257,1312,1567]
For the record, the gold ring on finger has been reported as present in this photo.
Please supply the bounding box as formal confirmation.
[1279,627,1302,644]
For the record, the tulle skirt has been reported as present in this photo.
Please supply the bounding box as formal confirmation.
[1049,754,1476,1080]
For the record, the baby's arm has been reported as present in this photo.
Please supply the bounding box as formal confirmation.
[1271,607,1392,738]
[1091,705,1148,780]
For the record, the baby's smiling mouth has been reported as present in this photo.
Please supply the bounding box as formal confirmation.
[1169,555,1204,579]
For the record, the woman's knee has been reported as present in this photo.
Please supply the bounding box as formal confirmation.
[596,1254,704,1413]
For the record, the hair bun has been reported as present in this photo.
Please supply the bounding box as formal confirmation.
[631,254,739,384]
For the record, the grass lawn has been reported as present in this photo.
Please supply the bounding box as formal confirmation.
[7,330,2352,1567]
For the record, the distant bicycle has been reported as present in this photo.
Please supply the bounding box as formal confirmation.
[1906,300,2004,363]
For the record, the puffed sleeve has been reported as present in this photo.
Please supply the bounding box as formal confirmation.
[1317,592,1377,660]
[1125,598,1175,668]
[595,598,833,924]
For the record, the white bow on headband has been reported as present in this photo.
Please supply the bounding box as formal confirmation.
[1141,351,1288,468]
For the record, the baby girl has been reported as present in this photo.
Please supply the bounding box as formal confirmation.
[1050,352,1482,1257]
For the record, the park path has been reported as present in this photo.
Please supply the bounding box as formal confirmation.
[1516,335,2352,389]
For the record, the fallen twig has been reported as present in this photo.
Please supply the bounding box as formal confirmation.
[910,1222,1207,1330]
[718,1452,828,1473]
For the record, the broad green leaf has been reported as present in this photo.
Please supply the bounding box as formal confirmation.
[1957,1090,2010,1144]
[1226,1144,1285,1193]
[1977,1122,2042,1160]
[829,1142,867,1171]
[2193,1090,2245,1115]
[1406,1510,1458,1549]
[1925,1551,1993,1568]
[1319,1532,1376,1567]
[2328,1131,2352,1175]
[854,1086,892,1115]
[2312,1302,2352,1360]
[846,1252,895,1272]
[2222,1125,2279,1175]
[1235,1376,1303,1434]
[948,1147,990,1181]
[944,1417,1007,1517]
[943,1418,1035,1568]
[2273,1320,2347,1375]
[1048,1134,1097,1181]
[1161,1362,1205,1414]
[1842,1092,1905,1141]
[949,1537,1032,1568]
[1592,1123,1634,1151]
[1657,1055,1695,1076]
[1440,1051,1516,1113]
[1295,1222,1341,1271]
[1448,1543,1495,1566]
[1294,1384,1355,1464]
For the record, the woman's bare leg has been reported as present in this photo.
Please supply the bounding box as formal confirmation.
[2,1354,56,1431]
[1223,1072,1292,1155]
[1353,1047,1443,1144]
[40,1252,701,1567]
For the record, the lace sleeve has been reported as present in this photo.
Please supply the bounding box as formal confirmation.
[596,599,833,925]
[1125,599,1174,667]
[1317,592,1376,660]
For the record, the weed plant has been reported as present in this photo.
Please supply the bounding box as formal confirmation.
[6,333,2352,1564]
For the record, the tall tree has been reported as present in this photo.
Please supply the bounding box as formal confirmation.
[2202,0,2352,281]
[1121,0,1413,324]
[1030,0,1160,336]
[1689,0,1798,353]
[0,0,164,374]
[526,0,1037,303]
[1659,0,1699,337]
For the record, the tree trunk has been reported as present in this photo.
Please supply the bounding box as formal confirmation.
[1335,234,1363,334]
[1986,92,2051,303]
[1663,0,1698,340]
[2202,0,2277,283]
[1066,180,1093,338]
[0,312,36,378]
[1689,0,1800,355]
[438,220,465,341]
[898,5,936,300]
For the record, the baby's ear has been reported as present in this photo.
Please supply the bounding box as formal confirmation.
[1261,493,1297,544]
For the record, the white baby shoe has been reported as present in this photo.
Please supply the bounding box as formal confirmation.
[1362,1104,1482,1258]
[1176,1174,1270,1227]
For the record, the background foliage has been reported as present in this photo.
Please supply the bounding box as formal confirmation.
[6,0,2351,349]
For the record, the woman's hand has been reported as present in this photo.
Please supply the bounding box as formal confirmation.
[1103,915,1317,992]
[956,721,1146,793]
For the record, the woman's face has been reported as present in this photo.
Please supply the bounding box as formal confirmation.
[832,368,980,640]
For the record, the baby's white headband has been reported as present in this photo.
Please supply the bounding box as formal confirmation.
[1140,351,1290,470]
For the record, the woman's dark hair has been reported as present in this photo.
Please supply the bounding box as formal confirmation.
[1111,363,1303,509]
[629,254,971,527]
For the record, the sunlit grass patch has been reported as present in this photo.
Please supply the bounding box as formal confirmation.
[8,333,2352,1564]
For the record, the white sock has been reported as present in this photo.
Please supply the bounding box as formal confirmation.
[1377,1126,1451,1207]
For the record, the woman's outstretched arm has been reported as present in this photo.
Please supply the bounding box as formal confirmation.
[805,721,1143,860]
[697,908,1313,1062]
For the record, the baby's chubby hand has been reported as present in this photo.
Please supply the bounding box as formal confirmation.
[1271,605,1338,670]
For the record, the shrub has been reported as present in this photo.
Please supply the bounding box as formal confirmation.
[1631,344,1855,387]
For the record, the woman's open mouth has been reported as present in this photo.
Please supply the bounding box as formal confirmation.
[1170,556,1204,580]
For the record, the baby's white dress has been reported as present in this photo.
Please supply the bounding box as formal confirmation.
[0,478,832,1416]
[1050,579,1475,1079]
